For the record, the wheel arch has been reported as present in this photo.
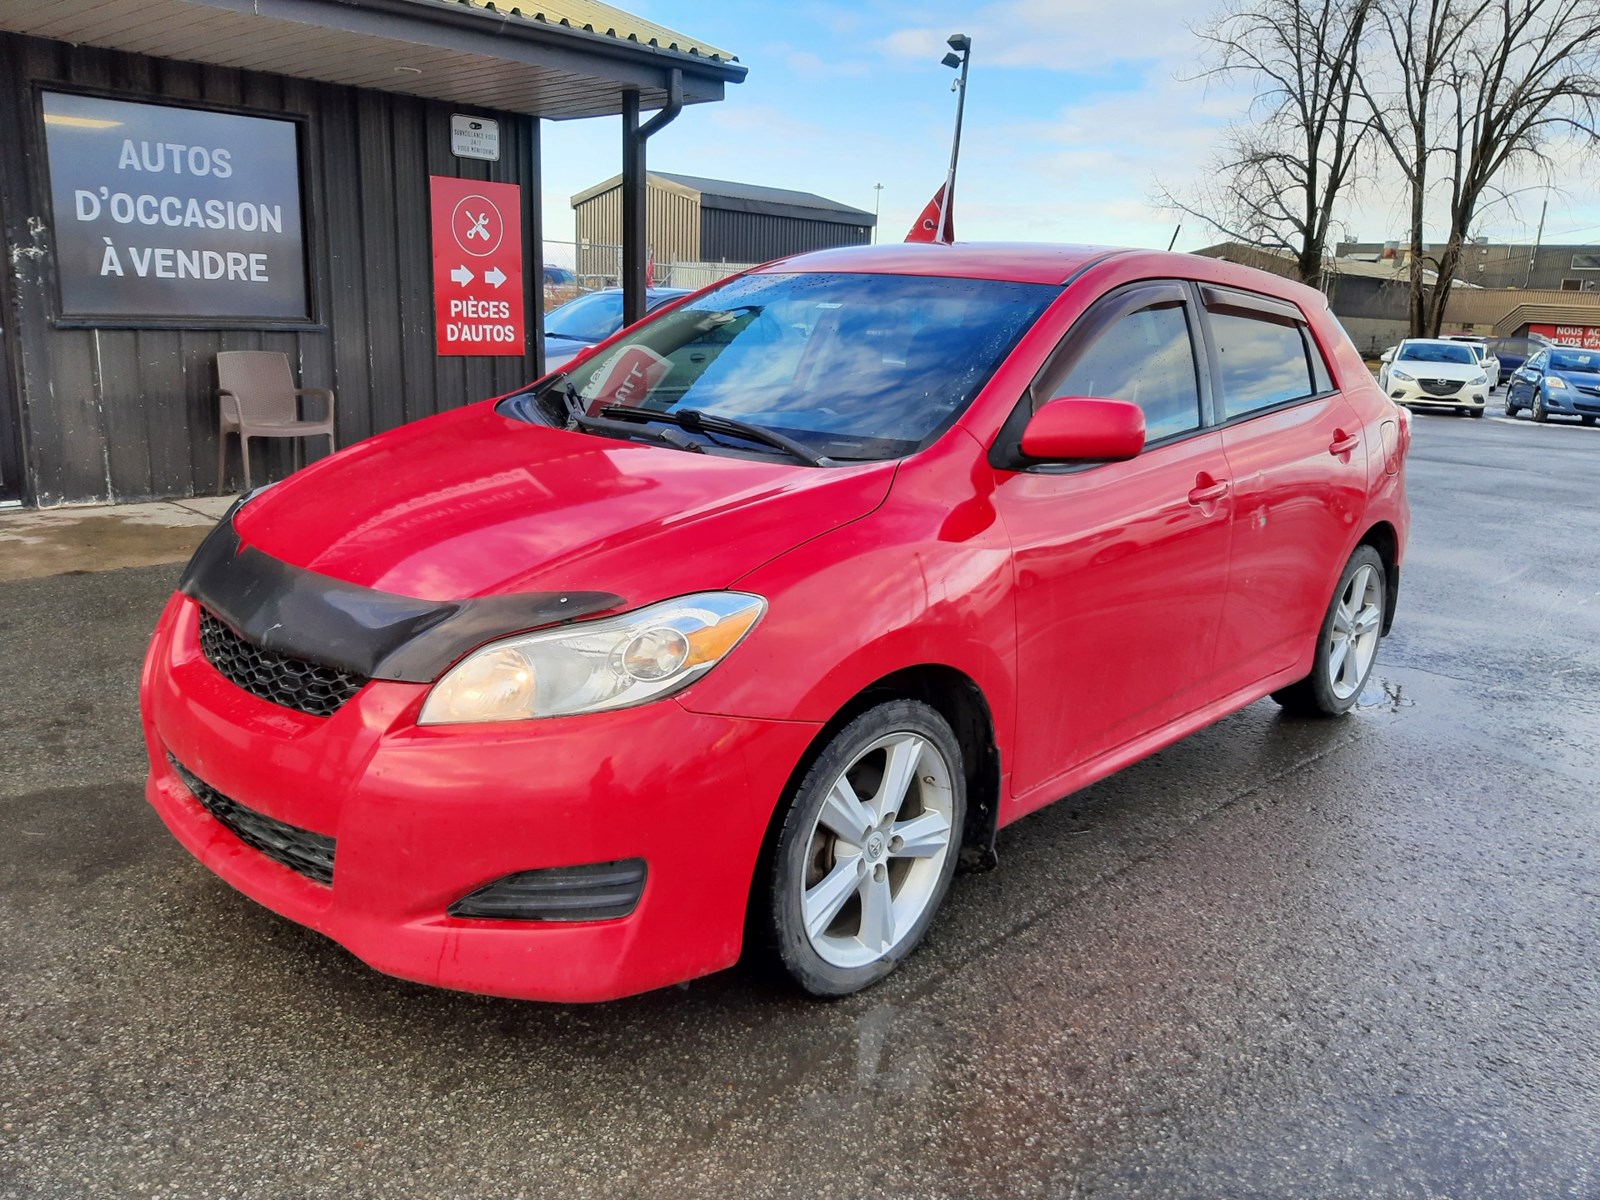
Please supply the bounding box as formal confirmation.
[1356,520,1401,635]
[742,663,1002,957]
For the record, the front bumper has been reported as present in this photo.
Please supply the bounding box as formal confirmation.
[140,594,819,1002]
[1387,376,1486,412]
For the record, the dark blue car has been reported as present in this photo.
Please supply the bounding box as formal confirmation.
[1486,334,1552,385]
[1505,346,1600,424]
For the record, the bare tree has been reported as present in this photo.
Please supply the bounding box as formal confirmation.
[1362,0,1600,335]
[1161,0,1373,285]
[1426,0,1600,331]
[1358,0,1485,335]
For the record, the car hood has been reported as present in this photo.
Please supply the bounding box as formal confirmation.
[1393,360,1484,380]
[1552,368,1600,386]
[234,401,896,604]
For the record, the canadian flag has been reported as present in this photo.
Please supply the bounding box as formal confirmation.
[905,184,953,244]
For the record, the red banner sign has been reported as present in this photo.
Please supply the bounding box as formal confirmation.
[1528,323,1600,351]
[430,176,525,356]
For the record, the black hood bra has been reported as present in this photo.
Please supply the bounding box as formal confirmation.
[178,510,622,684]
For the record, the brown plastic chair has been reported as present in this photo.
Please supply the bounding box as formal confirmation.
[215,351,336,491]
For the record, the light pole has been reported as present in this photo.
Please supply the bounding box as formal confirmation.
[873,182,883,243]
[937,34,971,244]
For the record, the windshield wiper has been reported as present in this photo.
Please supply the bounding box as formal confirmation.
[556,386,703,454]
[543,331,591,342]
[598,405,832,467]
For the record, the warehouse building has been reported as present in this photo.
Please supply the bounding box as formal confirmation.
[0,0,743,506]
[571,171,875,283]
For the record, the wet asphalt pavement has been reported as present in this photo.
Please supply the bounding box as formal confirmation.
[3,405,1599,1199]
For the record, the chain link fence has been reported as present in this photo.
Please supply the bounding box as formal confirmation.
[541,240,753,311]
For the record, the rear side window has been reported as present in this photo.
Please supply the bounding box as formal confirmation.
[1209,311,1317,418]
[1053,304,1203,441]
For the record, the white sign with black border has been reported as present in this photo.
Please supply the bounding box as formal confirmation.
[450,114,500,162]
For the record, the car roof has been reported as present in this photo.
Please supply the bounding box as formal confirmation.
[749,243,1326,303]
[1400,337,1472,347]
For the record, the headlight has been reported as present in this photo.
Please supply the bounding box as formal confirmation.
[419,592,766,724]
[1470,373,1488,385]
[1546,376,1568,389]
[1390,369,1415,382]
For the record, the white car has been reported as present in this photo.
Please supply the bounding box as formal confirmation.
[1440,335,1502,389]
[1378,338,1492,417]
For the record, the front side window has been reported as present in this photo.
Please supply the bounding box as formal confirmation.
[1053,304,1202,441]
[1210,311,1316,418]
[531,272,1059,462]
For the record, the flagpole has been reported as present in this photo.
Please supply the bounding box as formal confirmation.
[940,35,971,244]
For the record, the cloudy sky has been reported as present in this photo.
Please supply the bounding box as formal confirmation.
[538,0,1600,257]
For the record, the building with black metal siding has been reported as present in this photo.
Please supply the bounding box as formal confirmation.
[0,0,743,506]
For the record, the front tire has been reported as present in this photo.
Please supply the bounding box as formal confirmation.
[1272,546,1387,718]
[764,701,965,997]
[1532,392,1549,423]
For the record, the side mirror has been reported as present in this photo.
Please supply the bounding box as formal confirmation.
[1380,348,1395,363]
[1019,397,1146,463]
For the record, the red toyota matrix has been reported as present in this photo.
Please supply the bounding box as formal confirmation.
[141,244,1410,1001]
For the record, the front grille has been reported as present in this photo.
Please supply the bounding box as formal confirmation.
[1420,378,1463,397]
[197,609,366,717]
[167,754,336,886]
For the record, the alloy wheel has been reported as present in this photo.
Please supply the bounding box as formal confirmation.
[1327,564,1383,701]
[799,731,956,970]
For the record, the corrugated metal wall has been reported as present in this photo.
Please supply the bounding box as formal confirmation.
[701,210,870,265]
[0,31,540,505]
[572,180,698,283]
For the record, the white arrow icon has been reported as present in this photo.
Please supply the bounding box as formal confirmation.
[450,265,474,286]
[485,266,507,288]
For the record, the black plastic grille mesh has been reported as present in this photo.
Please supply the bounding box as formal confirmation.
[1420,378,1463,397]
[167,754,336,886]
[197,609,365,717]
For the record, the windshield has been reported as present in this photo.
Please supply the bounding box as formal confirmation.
[1551,350,1600,372]
[1399,342,1475,365]
[545,292,624,342]
[531,271,1059,462]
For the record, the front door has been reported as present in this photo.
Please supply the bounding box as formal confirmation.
[993,283,1233,803]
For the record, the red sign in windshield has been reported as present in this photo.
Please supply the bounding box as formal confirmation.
[430,176,525,357]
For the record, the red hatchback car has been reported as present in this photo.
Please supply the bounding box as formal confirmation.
[141,244,1410,1001]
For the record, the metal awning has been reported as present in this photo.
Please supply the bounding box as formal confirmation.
[0,0,745,118]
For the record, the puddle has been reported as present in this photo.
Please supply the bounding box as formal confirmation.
[1357,678,1414,712]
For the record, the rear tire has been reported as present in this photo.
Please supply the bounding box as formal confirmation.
[1272,546,1387,718]
[764,701,965,997]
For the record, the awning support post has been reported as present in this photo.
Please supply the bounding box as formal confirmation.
[621,69,683,326]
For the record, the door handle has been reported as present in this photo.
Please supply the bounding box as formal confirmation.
[1187,477,1230,506]
[1329,430,1360,457]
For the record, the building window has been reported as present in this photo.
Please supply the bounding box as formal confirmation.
[1571,253,1600,271]
[1562,279,1582,291]
[42,91,309,323]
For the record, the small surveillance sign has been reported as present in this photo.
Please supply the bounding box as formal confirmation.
[450,114,500,162]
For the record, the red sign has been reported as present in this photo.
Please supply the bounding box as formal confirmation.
[430,176,525,356]
[1528,323,1600,350]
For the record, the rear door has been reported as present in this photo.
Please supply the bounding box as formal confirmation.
[1201,286,1369,691]
[993,282,1233,797]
